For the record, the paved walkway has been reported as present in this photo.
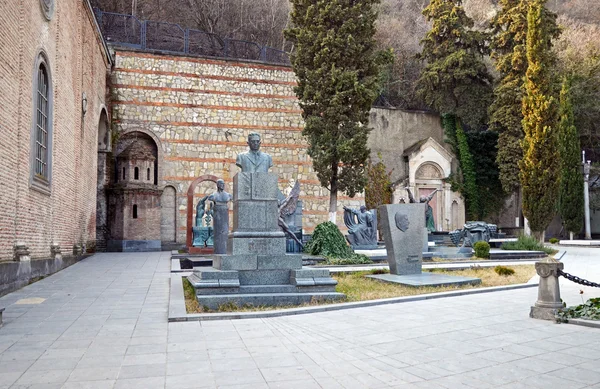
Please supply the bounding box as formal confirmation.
[0,249,599,389]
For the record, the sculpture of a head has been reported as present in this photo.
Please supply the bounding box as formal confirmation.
[419,196,428,203]
[360,205,367,213]
[247,132,261,152]
[216,179,225,191]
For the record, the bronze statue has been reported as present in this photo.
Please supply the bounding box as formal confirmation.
[278,180,303,249]
[236,132,273,173]
[406,187,439,233]
[343,205,377,248]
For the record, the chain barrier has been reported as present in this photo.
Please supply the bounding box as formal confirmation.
[558,269,600,288]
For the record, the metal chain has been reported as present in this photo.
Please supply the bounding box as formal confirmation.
[558,269,600,288]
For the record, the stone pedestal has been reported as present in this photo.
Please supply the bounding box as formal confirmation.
[530,257,564,320]
[188,172,344,309]
[13,243,30,262]
[212,203,229,254]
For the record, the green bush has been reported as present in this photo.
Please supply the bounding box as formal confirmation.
[473,241,491,258]
[549,237,559,244]
[501,234,554,254]
[305,222,373,265]
[494,265,515,276]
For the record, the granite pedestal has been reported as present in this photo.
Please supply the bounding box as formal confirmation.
[188,173,344,309]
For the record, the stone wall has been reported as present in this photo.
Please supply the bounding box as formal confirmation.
[368,107,445,185]
[110,51,365,243]
[0,0,111,261]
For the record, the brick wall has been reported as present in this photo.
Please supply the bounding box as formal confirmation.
[110,51,365,243]
[0,0,110,260]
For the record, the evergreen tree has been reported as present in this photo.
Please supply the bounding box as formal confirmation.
[520,0,560,239]
[285,0,391,222]
[417,0,493,218]
[417,0,493,130]
[490,0,559,194]
[558,77,584,236]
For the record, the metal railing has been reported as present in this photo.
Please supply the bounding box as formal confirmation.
[94,9,290,65]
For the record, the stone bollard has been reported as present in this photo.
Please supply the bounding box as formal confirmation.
[530,257,564,320]
[51,243,62,260]
[72,244,83,256]
[13,242,31,262]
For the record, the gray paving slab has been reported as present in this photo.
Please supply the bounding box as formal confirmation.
[0,250,598,388]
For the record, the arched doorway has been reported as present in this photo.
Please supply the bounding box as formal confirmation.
[95,108,110,251]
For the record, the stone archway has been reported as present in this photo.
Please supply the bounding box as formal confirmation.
[186,175,219,250]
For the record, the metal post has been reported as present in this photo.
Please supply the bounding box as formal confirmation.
[583,151,592,240]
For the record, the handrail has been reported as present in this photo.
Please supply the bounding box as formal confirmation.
[94,9,290,65]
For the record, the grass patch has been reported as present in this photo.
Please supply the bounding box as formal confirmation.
[183,265,535,313]
[338,265,535,302]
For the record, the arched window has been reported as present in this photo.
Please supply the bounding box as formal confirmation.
[133,204,138,219]
[30,52,53,193]
[122,167,126,180]
[134,167,139,180]
[147,168,150,181]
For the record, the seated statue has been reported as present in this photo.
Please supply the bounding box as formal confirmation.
[343,205,377,249]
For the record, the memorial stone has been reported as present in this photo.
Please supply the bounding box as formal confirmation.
[379,203,426,275]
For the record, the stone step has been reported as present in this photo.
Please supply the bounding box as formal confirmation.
[196,292,346,310]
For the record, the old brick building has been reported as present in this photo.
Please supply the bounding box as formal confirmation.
[0,0,111,290]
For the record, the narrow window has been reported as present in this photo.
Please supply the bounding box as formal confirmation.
[134,167,139,180]
[147,168,150,181]
[122,167,126,180]
[35,64,49,179]
[133,204,138,219]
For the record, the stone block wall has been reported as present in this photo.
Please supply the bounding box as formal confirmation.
[111,51,364,243]
[0,0,111,261]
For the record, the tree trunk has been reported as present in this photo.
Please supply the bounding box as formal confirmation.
[532,230,545,243]
[329,179,338,224]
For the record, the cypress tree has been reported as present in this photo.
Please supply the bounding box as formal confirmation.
[417,0,492,218]
[557,77,584,236]
[490,0,559,194]
[520,0,560,240]
[285,0,391,222]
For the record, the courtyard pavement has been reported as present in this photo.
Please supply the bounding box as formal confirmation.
[0,248,599,389]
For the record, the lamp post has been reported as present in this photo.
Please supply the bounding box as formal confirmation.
[583,151,592,240]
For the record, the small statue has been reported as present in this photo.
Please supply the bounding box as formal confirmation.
[192,195,213,247]
[406,187,439,233]
[236,132,273,173]
[343,205,377,248]
[278,180,303,249]
[207,179,232,254]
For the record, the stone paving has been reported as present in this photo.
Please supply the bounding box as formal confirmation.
[0,248,598,389]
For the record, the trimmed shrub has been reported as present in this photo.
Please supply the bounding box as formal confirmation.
[473,241,491,258]
[494,265,515,276]
[501,234,554,254]
[549,237,559,244]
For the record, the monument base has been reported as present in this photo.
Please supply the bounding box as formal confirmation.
[188,265,344,310]
[366,272,481,287]
[530,306,561,321]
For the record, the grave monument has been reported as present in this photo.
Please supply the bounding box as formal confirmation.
[207,179,232,254]
[187,133,344,309]
[343,206,378,249]
[368,203,481,287]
